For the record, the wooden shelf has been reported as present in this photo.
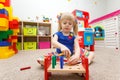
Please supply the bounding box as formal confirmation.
[23,35,37,37]
[39,22,51,26]
[37,35,51,37]
[18,35,22,37]
[17,21,52,50]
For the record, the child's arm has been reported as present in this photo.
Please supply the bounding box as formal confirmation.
[67,36,80,65]
[74,36,81,56]
[52,34,71,57]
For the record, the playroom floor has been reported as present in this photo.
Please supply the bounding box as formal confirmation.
[0,47,120,80]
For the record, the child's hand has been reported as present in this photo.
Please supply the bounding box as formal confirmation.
[67,54,80,65]
[61,46,71,59]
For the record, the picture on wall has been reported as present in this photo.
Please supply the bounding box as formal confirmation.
[93,25,105,40]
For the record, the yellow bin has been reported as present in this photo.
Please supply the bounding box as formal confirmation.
[24,42,36,50]
[23,27,37,36]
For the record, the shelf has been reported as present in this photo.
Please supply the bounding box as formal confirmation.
[23,35,37,37]
[22,21,38,25]
[37,35,51,38]
[18,35,23,37]
[39,22,51,26]
[17,21,52,50]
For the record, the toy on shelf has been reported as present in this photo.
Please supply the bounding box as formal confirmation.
[0,0,19,59]
[43,16,49,22]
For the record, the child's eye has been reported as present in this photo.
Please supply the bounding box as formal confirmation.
[69,23,72,25]
[63,22,67,24]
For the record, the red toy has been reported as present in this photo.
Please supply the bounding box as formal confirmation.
[44,55,89,80]
[20,66,31,71]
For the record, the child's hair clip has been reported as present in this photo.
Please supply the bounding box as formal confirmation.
[70,32,74,36]
[57,13,62,21]
[58,16,61,20]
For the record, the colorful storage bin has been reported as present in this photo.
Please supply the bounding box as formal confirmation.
[24,42,36,50]
[39,41,50,49]
[16,42,21,50]
[23,27,37,36]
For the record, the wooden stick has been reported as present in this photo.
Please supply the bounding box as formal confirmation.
[20,66,31,71]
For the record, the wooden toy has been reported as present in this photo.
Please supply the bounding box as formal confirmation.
[20,66,31,71]
[37,52,67,66]
[60,56,64,69]
[44,55,89,80]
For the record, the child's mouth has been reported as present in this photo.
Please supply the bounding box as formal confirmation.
[65,28,69,30]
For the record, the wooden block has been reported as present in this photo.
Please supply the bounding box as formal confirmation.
[20,66,31,71]
[48,63,85,73]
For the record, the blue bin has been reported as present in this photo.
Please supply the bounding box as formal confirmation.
[84,28,94,45]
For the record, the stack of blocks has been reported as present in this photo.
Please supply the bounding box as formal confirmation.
[0,0,19,59]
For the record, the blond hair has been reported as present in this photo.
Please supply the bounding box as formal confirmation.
[58,12,78,35]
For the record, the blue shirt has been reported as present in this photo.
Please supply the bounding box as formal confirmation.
[54,31,76,55]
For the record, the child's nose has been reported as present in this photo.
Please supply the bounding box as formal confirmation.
[66,23,69,26]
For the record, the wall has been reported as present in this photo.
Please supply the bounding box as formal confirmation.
[11,0,107,34]
[106,0,120,14]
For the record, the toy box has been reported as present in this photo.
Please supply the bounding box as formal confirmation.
[39,41,50,49]
[23,27,36,36]
[24,42,36,50]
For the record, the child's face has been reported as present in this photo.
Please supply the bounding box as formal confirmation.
[61,19,73,33]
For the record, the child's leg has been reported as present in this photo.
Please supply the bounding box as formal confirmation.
[80,48,95,64]
[37,52,58,66]
[87,51,95,64]
[37,56,44,66]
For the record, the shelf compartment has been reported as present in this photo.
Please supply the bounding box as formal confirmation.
[39,41,50,49]
[24,42,36,50]
[23,36,37,42]
[23,27,37,36]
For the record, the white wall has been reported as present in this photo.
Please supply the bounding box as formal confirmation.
[11,0,107,34]
[11,0,106,21]
[106,0,120,14]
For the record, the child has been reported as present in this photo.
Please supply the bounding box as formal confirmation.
[52,12,95,65]
[52,12,80,65]
[37,12,94,66]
